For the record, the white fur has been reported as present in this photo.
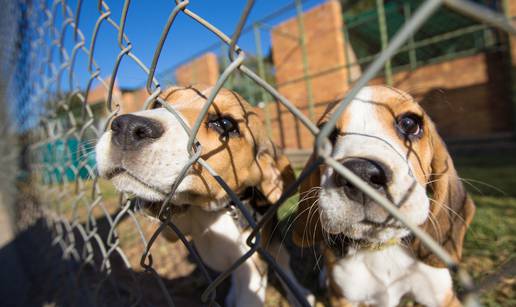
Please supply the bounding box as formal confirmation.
[179,207,312,307]
[314,86,450,306]
[319,87,429,242]
[96,107,268,306]
[175,207,268,307]
[96,108,194,202]
[332,245,452,307]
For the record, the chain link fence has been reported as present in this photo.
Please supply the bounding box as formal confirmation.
[156,0,514,152]
[0,0,515,306]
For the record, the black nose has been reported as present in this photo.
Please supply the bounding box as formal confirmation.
[334,158,391,203]
[111,114,164,150]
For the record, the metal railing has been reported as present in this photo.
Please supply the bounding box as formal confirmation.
[1,0,515,306]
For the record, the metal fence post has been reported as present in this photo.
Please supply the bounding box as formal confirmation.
[503,0,516,138]
[294,0,315,121]
[377,0,393,85]
[253,22,273,138]
[221,44,231,88]
[403,2,418,69]
[343,25,353,84]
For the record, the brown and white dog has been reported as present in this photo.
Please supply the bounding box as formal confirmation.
[95,85,296,306]
[292,86,475,307]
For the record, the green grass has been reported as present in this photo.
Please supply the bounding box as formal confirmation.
[454,153,516,306]
[276,153,516,305]
[455,154,516,197]
[54,152,515,305]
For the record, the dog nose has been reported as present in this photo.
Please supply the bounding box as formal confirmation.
[334,158,390,202]
[111,114,164,150]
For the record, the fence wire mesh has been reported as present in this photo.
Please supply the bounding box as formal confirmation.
[1,0,515,306]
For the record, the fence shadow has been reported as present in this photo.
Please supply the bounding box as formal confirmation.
[0,202,231,306]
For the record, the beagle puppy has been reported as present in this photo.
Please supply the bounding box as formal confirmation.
[292,86,475,307]
[96,85,295,306]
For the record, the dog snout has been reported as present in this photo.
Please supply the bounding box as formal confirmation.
[111,114,164,150]
[334,158,391,203]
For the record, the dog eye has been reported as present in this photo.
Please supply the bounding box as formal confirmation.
[208,116,240,137]
[396,114,422,137]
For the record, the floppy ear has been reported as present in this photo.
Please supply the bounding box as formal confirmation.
[291,107,337,248]
[255,143,296,205]
[410,121,475,268]
[291,152,325,247]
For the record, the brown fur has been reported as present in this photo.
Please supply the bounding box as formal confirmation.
[153,85,295,244]
[293,151,325,246]
[410,118,476,267]
[292,85,475,267]
[157,85,294,206]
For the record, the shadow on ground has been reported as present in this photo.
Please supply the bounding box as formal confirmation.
[0,208,230,306]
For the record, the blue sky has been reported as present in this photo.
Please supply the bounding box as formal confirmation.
[65,0,324,89]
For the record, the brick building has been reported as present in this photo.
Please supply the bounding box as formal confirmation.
[87,0,516,155]
[269,0,515,151]
[175,52,220,86]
